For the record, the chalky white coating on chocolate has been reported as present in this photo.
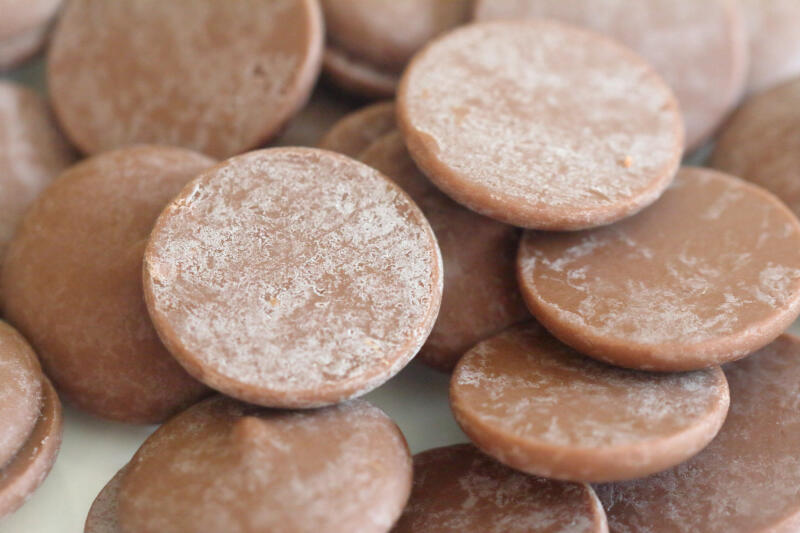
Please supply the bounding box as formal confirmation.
[597,335,800,532]
[118,397,412,533]
[473,0,747,150]
[318,101,396,157]
[0,83,73,262]
[0,322,41,469]
[397,20,683,230]
[393,444,608,533]
[361,132,529,371]
[0,377,62,519]
[144,148,442,408]
[451,323,729,482]
[323,47,399,99]
[84,466,127,533]
[740,0,800,94]
[48,0,323,158]
[1,146,213,423]
[517,167,800,371]
[0,0,61,41]
[712,79,800,218]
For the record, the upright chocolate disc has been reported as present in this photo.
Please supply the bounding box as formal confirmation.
[473,0,748,150]
[1,146,213,423]
[392,444,608,533]
[117,397,412,533]
[517,167,800,371]
[0,376,62,519]
[0,82,73,263]
[144,148,442,408]
[0,321,42,469]
[740,0,800,95]
[712,79,800,217]
[48,0,323,158]
[321,0,470,97]
[398,20,683,230]
[596,335,800,532]
[360,132,529,371]
[451,323,729,482]
[318,101,395,157]
[84,466,127,533]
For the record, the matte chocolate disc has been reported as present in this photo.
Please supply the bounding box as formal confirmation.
[0,82,73,263]
[117,397,412,533]
[712,79,800,217]
[473,0,748,150]
[0,0,61,42]
[318,101,395,157]
[144,148,442,408]
[1,146,213,423]
[398,20,683,230]
[740,0,800,95]
[517,167,800,371]
[48,0,323,158]
[0,321,42,469]
[0,376,62,519]
[392,444,608,533]
[84,466,126,533]
[450,323,729,482]
[360,132,529,371]
[596,335,800,532]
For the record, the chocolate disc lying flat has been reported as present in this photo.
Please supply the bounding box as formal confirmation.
[596,335,800,532]
[360,132,529,371]
[517,167,800,371]
[473,0,747,150]
[144,148,442,408]
[450,323,729,482]
[0,376,62,519]
[117,397,412,533]
[0,321,42,469]
[392,444,608,533]
[318,101,395,157]
[740,0,800,95]
[398,20,683,230]
[712,79,800,217]
[48,0,323,158]
[84,466,127,533]
[1,146,213,423]
[322,48,399,100]
[321,0,470,97]
[0,82,73,263]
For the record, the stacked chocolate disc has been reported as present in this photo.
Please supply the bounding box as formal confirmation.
[2,0,800,531]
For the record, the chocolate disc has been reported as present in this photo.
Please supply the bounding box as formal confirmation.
[596,335,800,532]
[117,397,412,533]
[517,167,800,371]
[360,132,529,371]
[397,20,683,230]
[0,20,50,71]
[318,101,395,157]
[0,321,42,469]
[48,0,323,158]
[473,0,748,150]
[0,82,73,263]
[144,148,442,408]
[322,48,399,100]
[740,0,800,95]
[84,466,127,533]
[0,0,61,42]
[712,79,800,217]
[451,323,729,482]
[321,0,470,97]
[1,146,213,423]
[0,376,62,519]
[392,444,608,533]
